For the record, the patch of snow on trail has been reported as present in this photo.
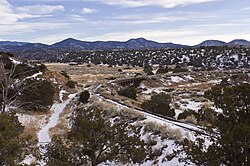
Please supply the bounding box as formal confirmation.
[59,90,66,102]
[37,91,76,143]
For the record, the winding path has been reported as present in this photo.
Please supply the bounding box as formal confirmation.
[37,91,76,144]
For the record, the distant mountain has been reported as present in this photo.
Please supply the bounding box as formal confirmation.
[0,38,250,60]
[0,41,29,47]
[197,39,250,47]
[53,37,188,50]
[228,39,250,46]
[197,40,227,47]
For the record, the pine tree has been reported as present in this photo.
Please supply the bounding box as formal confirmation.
[0,113,27,165]
[183,83,250,165]
[45,108,147,166]
[79,90,90,103]
[142,93,175,118]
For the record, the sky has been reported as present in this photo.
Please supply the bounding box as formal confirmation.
[1,0,250,45]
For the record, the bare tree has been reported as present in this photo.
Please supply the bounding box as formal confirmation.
[0,58,41,113]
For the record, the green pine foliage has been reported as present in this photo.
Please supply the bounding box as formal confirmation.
[66,80,76,89]
[142,93,175,118]
[20,79,55,111]
[39,63,47,72]
[177,110,197,120]
[118,86,137,100]
[143,65,154,75]
[60,71,70,79]
[182,83,250,165]
[0,113,27,165]
[156,65,169,74]
[79,90,90,103]
[44,108,147,166]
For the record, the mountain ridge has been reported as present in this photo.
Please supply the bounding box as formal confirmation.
[0,38,250,54]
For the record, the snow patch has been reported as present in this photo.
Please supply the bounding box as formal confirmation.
[37,91,76,144]
[21,154,36,165]
[25,72,43,80]
[184,75,194,80]
[10,57,22,64]
[171,76,184,83]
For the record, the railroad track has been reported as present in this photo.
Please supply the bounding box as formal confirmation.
[93,84,218,139]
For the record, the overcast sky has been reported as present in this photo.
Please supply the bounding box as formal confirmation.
[1,0,250,45]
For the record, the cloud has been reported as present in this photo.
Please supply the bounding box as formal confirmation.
[84,29,198,43]
[82,7,97,14]
[110,13,187,24]
[241,7,250,11]
[30,33,80,44]
[0,21,68,36]
[83,29,250,45]
[17,5,64,14]
[0,1,67,37]
[0,0,36,24]
[88,0,215,8]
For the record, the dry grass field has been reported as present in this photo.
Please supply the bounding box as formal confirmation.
[45,63,143,85]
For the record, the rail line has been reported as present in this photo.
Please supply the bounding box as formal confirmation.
[93,84,218,139]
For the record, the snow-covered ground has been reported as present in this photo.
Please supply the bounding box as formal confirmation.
[37,91,76,143]
[178,99,203,112]
[34,90,76,165]
[25,72,43,80]
[10,57,22,64]
[97,94,207,138]
[171,76,185,83]
[96,94,203,166]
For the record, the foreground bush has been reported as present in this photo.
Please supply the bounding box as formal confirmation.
[0,113,27,165]
[44,108,147,166]
[183,83,250,165]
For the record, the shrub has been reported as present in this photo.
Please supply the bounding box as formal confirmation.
[143,65,152,74]
[0,53,13,69]
[141,93,175,118]
[173,65,188,73]
[181,115,197,124]
[142,121,182,140]
[20,79,55,111]
[39,64,47,71]
[118,86,137,100]
[79,90,90,103]
[66,80,76,89]
[118,108,146,122]
[45,108,147,165]
[0,113,27,165]
[156,66,169,74]
[13,64,24,77]
[177,110,197,120]
[13,64,38,78]
[60,71,70,79]
[197,106,217,124]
